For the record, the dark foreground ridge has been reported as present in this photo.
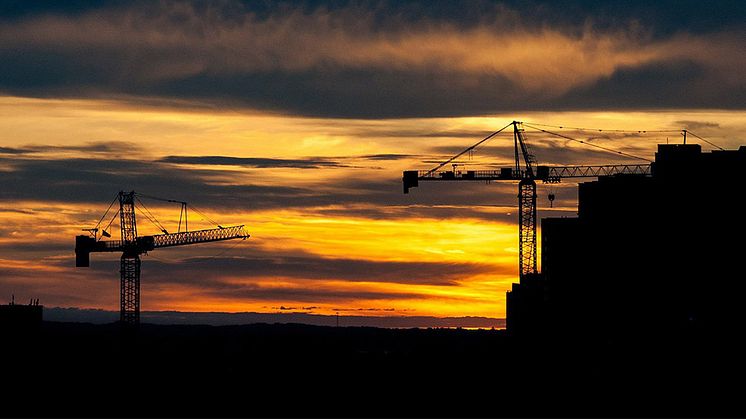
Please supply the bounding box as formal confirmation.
[3,320,745,417]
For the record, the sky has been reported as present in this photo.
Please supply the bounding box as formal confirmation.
[0,0,744,324]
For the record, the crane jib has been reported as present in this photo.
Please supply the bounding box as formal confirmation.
[152,225,248,248]
[402,164,652,192]
[74,225,248,267]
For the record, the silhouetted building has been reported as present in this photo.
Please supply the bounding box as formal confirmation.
[506,273,548,334]
[1,297,43,332]
[508,144,746,337]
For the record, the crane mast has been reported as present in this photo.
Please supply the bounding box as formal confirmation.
[514,123,538,277]
[75,191,249,325]
[518,179,537,277]
[119,191,140,324]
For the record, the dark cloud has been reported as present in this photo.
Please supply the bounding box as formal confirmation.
[0,155,525,213]
[13,234,503,310]
[0,1,121,20]
[674,120,721,131]
[314,205,520,223]
[346,129,491,139]
[70,250,498,286]
[25,141,141,154]
[0,207,38,215]
[1,247,498,309]
[357,154,416,161]
[0,141,140,155]
[159,155,348,169]
[0,128,659,226]
[416,130,499,139]
[557,59,746,111]
[146,69,523,118]
[430,138,653,167]
[0,156,309,208]
[0,262,114,308]
[0,146,30,154]
[202,286,423,303]
[2,0,742,37]
[0,241,71,254]
[0,0,742,117]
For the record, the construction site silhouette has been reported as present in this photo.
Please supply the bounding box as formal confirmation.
[508,143,746,338]
[3,143,746,417]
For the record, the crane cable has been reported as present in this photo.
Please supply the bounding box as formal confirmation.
[136,192,184,205]
[145,236,248,264]
[423,122,513,177]
[522,123,653,162]
[189,204,220,227]
[522,121,679,134]
[89,192,242,241]
[91,194,119,235]
[134,196,168,234]
[685,130,724,151]
[135,201,166,233]
[100,210,119,241]
[137,192,221,228]
[524,121,724,151]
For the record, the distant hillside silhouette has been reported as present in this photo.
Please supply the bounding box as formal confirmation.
[44,307,505,329]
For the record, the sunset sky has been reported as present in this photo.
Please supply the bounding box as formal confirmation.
[1,1,744,322]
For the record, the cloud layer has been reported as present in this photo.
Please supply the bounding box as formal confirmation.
[0,0,743,117]
[2,1,744,321]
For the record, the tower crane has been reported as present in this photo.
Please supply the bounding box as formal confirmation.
[403,121,651,279]
[75,191,249,325]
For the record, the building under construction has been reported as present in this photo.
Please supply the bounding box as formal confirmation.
[507,144,746,337]
[0,297,43,332]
